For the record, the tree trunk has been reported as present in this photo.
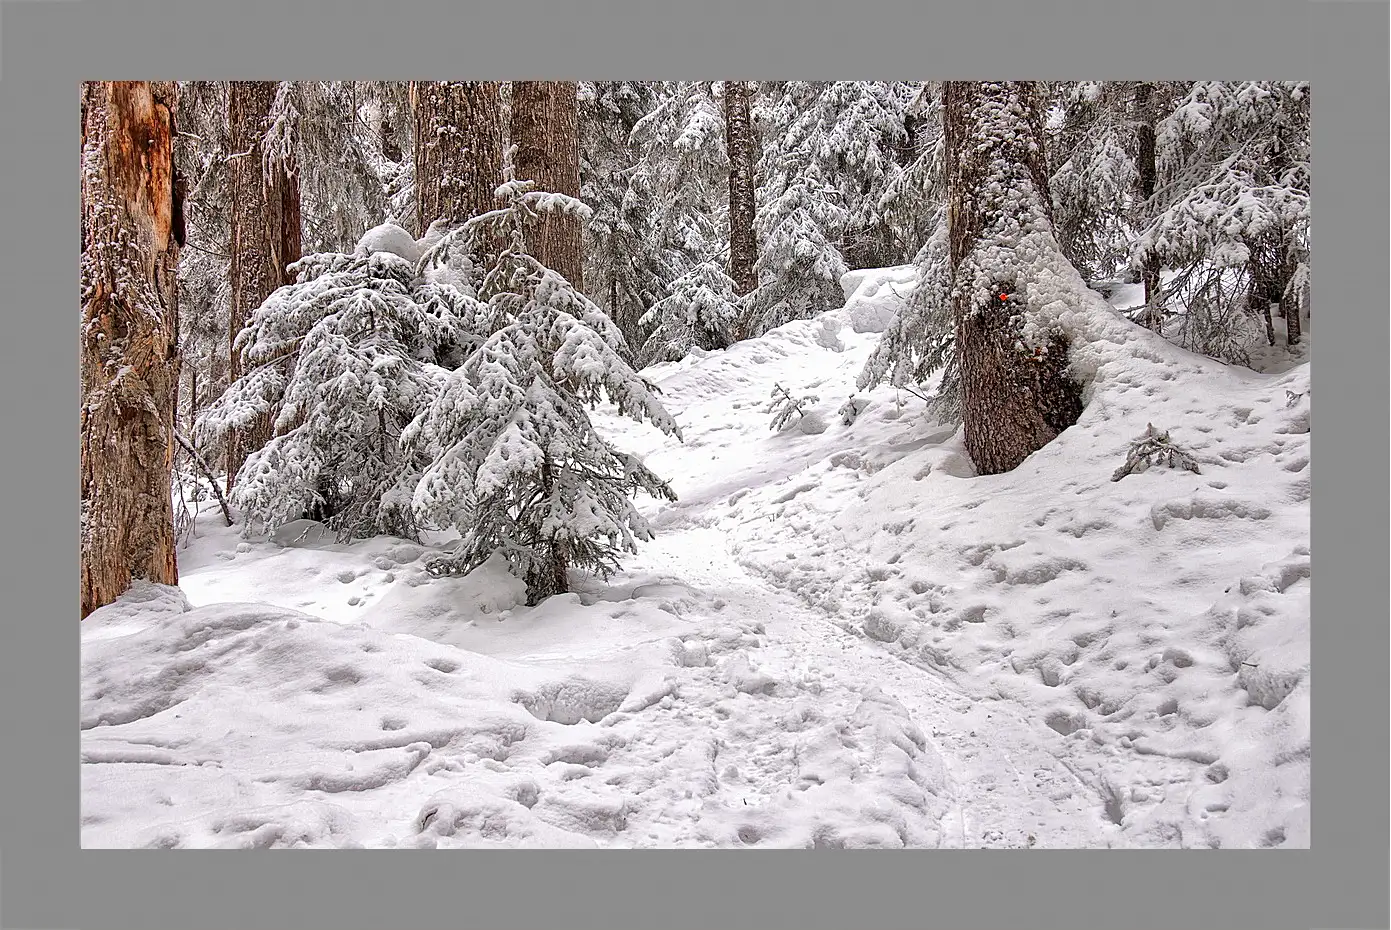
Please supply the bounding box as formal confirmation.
[1284,286,1302,345]
[226,81,301,492]
[510,81,584,289]
[944,81,1084,477]
[80,81,183,618]
[724,80,758,302]
[1133,82,1163,330]
[411,81,504,241]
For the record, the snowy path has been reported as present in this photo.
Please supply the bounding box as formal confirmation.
[632,525,1115,849]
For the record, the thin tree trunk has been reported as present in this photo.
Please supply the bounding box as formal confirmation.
[1250,254,1277,347]
[226,81,301,492]
[511,81,584,289]
[411,81,504,240]
[1284,284,1302,345]
[725,80,758,303]
[1133,82,1163,330]
[944,81,1084,477]
[80,81,183,618]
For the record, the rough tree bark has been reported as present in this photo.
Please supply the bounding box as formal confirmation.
[225,81,301,491]
[1132,82,1163,329]
[80,81,183,618]
[724,80,758,302]
[944,81,1084,476]
[410,81,504,240]
[510,81,584,289]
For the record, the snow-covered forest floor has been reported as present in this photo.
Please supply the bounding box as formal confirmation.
[81,268,1311,849]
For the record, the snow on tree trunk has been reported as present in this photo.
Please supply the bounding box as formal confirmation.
[80,81,182,618]
[226,82,301,492]
[944,81,1084,476]
[511,81,584,290]
[724,80,757,302]
[410,81,504,239]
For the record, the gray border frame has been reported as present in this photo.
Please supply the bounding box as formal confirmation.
[4,0,1384,928]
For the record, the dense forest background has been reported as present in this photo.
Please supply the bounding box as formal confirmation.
[80,80,1309,617]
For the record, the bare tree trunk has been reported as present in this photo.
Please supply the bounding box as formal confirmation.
[1133,82,1163,330]
[411,81,504,240]
[511,81,584,289]
[225,81,301,492]
[80,81,183,619]
[944,81,1084,477]
[1284,270,1302,345]
[724,80,758,303]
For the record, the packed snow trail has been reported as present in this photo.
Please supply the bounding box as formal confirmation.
[631,525,1115,848]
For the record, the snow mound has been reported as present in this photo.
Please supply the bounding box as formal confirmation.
[354,223,424,263]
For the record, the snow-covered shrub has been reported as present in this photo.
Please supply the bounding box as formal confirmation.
[766,383,820,432]
[838,395,870,426]
[196,230,485,540]
[408,180,682,605]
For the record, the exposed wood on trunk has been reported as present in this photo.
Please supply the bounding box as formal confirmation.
[80,81,183,618]
[944,81,1084,477]
[510,81,584,289]
[410,81,504,242]
[226,81,301,491]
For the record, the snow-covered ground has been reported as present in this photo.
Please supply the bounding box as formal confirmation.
[81,267,1311,849]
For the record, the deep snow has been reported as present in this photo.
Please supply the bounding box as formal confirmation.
[81,266,1310,849]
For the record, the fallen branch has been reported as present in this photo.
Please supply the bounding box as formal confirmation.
[1111,423,1201,482]
[174,431,233,526]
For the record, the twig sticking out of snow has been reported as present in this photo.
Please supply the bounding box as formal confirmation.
[1111,423,1202,482]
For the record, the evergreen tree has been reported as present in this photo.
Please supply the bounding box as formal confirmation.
[81,81,183,618]
[723,80,758,302]
[408,180,682,605]
[226,81,303,491]
[629,82,728,280]
[1045,81,1140,285]
[578,81,671,347]
[941,81,1087,475]
[173,81,234,446]
[196,232,483,540]
[745,81,912,336]
[512,82,586,289]
[877,82,945,267]
[746,165,849,335]
[1133,81,1310,354]
[638,262,739,365]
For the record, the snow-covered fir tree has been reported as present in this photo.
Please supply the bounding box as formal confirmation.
[578,81,673,348]
[1133,81,1310,357]
[627,82,728,282]
[408,180,682,605]
[876,82,945,267]
[1045,81,1142,284]
[269,82,413,253]
[638,261,740,365]
[172,81,234,441]
[746,164,849,336]
[196,228,484,540]
[745,81,914,336]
